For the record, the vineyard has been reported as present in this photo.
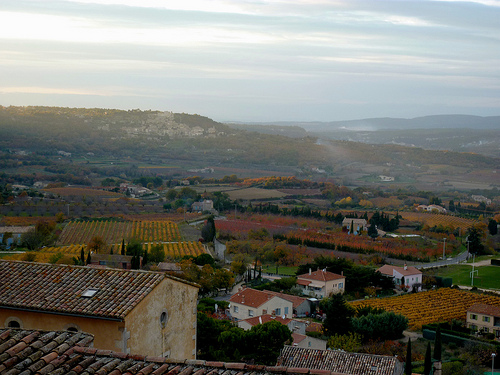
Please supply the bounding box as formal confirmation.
[58,220,182,245]
[279,229,440,261]
[3,241,206,263]
[350,288,500,329]
[399,212,478,230]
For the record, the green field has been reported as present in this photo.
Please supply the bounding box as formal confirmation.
[426,264,500,290]
[261,265,298,276]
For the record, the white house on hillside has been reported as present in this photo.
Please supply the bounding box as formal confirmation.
[377,264,422,291]
[229,288,293,320]
[296,269,345,298]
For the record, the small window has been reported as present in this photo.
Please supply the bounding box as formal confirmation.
[483,316,490,322]
[339,283,344,289]
[81,288,99,298]
[99,261,106,265]
[471,314,477,320]
[67,327,79,333]
[275,308,281,315]
[160,311,168,328]
[248,310,254,317]
[233,306,239,313]
[7,320,20,328]
[284,307,289,315]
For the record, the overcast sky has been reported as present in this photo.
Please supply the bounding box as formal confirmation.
[1,0,499,122]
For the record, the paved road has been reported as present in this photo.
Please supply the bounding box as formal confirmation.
[414,251,469,269]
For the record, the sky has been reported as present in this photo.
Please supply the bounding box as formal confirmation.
[1,0,499,122]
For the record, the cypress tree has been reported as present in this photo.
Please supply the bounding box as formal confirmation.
[86,252,91,265]
[424,342,432,375]
[434,324,442,361]
[80,247,85,264]
[121,239,125,255]
[405,338,412,375]
[143,249,148,265]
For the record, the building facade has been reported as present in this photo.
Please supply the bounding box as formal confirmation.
[229,288,293,320]
[0,260,199,359]
[296,269,346,298]
[466,303,500,339]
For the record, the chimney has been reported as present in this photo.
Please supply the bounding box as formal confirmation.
[404,264,407,270]
[341,271,343,276]
[242,295,245,304]
[309,268,311,275]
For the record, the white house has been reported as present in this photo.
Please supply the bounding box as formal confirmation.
[229,288,293,320]
[296,269,345,298]
[377,264,422,291]
[191,199,214,212]
[342,218,368,235]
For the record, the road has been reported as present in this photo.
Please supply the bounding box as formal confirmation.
[414,251,470,270]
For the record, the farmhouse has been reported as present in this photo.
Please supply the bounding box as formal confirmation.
[191,199,214,212]
[0,226,33,248]
[296,269,345,298]
[377,264,422,291]
[342,218,367,234]
[0,260,199,358]
[229,288,293,320]
[277,346,403,375]
[466,303,500,338]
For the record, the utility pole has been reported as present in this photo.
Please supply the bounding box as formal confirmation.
[443,238,447,260]
[470,253,478,286]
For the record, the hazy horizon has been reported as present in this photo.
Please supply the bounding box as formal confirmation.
[1,0,499,123]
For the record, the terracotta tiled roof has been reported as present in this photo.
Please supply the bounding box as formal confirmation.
[0,259,196,320]
[291,332,306,345]
[0,328,355,375]
[297,270,344,282]
[263,291,309,309]
[467,303,500,318]
[230,288,286,308]
[377,265,421,277]
[277,346,404,375]
[241,314,292,327]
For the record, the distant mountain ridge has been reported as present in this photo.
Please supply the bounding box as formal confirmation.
[229,114,500,132]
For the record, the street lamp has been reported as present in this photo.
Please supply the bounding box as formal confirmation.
[492,353,496,375]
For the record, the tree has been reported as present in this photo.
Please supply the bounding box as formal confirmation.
[405,338,412,375]
[121,239,125,255]
[320,294,354,336]
[351,311,408,341]
[434,324,442,361]
[467,227,485,255]
[327,332,362,352]
[150,244,165,263]
[488,219,498,236]
[87,236,107,254]
[368,223,378,239]
[201,216,216,242]
[245,320,292,364]
[86,251,91,265]
[424,342,432,375]
[448,199,455,212]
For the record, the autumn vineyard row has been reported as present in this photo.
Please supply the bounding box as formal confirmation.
[3,241,206,263]
[350,288,500,329]
[57,220,182,245]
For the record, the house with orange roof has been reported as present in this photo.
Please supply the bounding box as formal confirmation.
[377,264,422,291]
[0,259,199,359]
[263,290,312,317]
[296,269,345,298]
[466,303,500,338]
[229,288,293,321]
